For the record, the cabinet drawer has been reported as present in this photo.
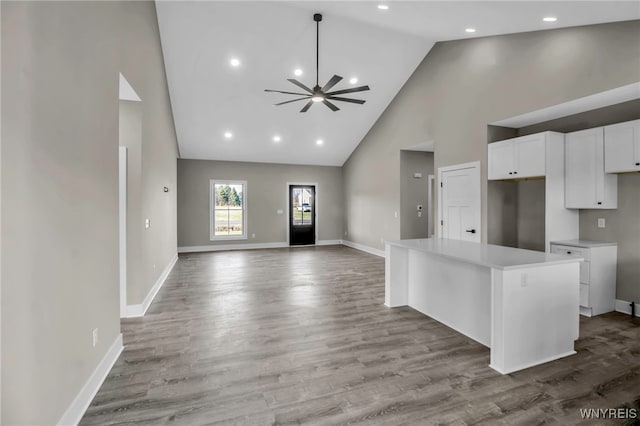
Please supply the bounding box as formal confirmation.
[580,283,590,307]
[550,244,590,261]
[580,261,590,284]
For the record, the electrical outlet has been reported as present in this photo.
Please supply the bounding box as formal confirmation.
[598,218,606,228]
[252,233,256,239]
[520,273,528,287]
[394,211,398,218]
[145,218,150,229]
[92,328,98,348]
[153,264,156,273]
[380,237,384,244]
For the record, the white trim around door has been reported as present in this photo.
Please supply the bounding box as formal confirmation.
[118,146,127,318]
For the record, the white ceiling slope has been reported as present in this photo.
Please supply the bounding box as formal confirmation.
[156,1,640,166]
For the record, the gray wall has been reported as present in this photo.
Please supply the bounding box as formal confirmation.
[516,180,546,251]
[400,151,434,239]
[178,159,344,248]
[343,20,640,252]
[1,2,178,424]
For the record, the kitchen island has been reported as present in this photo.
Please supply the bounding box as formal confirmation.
[385,238,581,374]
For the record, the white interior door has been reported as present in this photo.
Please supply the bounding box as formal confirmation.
[439,162,481,242]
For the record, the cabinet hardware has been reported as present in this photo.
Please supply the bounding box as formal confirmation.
[636,162,640,166]
[513,171,518,174]
[508,172,513,175]
[465,229,476,234]
[597,202,602,205]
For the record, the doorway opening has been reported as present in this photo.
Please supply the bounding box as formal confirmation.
[119,73,141,318]
[288,184,316,246]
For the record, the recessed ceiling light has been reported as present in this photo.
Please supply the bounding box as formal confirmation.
[273,135,281,143]
[316,139,324,146]
[294,68,303,76]
[543,16,558,22]
[377,4,389,10]
[224,131,233,139]
[465,28,476,33]
[229,58,240,67]
[349,77,358,84]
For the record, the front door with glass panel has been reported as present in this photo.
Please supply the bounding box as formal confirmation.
[290,185,315,245]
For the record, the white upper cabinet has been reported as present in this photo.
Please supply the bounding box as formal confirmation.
[565,127,617,209]
[488,133,546,180]
[604,119,640,173]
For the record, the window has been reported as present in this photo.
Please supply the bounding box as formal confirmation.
[210,180,247,240]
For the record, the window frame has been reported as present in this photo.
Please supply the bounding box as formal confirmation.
[209,179,248,241]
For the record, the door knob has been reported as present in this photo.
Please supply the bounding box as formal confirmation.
[465,229,476,234]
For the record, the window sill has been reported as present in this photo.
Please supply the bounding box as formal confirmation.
[210,236,248,242]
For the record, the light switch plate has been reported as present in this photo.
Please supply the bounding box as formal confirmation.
[597,218,605,228]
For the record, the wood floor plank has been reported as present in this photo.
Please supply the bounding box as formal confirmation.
[80,246,640,425]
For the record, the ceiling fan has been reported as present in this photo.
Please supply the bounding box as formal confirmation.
[265,13,370,113]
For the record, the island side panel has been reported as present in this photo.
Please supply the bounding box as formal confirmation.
[490,262,580,374]
[407,250,492,347]
[385,244,409,307]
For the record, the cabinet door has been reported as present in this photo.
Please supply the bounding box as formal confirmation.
[488,140,514,180]
[566,128,616,209]
[565,128,600,208]
[604,119,640,173]
[514,134,546,178]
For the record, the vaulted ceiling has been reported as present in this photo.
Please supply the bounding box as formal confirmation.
[156,1,640,166]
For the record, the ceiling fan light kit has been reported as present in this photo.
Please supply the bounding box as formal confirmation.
[265,13,370,112]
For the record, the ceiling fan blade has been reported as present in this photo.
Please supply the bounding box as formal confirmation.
[287,79,314,93]
[265,89,310,96]
[321,75,343,92]
[327,96,365,104]
[300,100,314,113]
[322,99,340,112]
[326,85,370,96]
[274,97,311,106]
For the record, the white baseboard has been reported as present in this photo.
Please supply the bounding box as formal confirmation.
[125,253,178,318]
[178,242,288,253]
[615,299,640,317]
[316,239,342,246]
[57,333,123,426]
[342,240,385,258]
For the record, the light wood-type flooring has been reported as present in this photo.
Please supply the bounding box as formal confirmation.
[81,245,640,425]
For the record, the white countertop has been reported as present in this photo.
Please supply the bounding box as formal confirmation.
[550,239,617,248]
[385,238,583,270]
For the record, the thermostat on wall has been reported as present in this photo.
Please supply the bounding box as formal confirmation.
[413,172,423,178]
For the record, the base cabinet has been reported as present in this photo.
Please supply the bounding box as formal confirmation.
[551,240,617,317]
